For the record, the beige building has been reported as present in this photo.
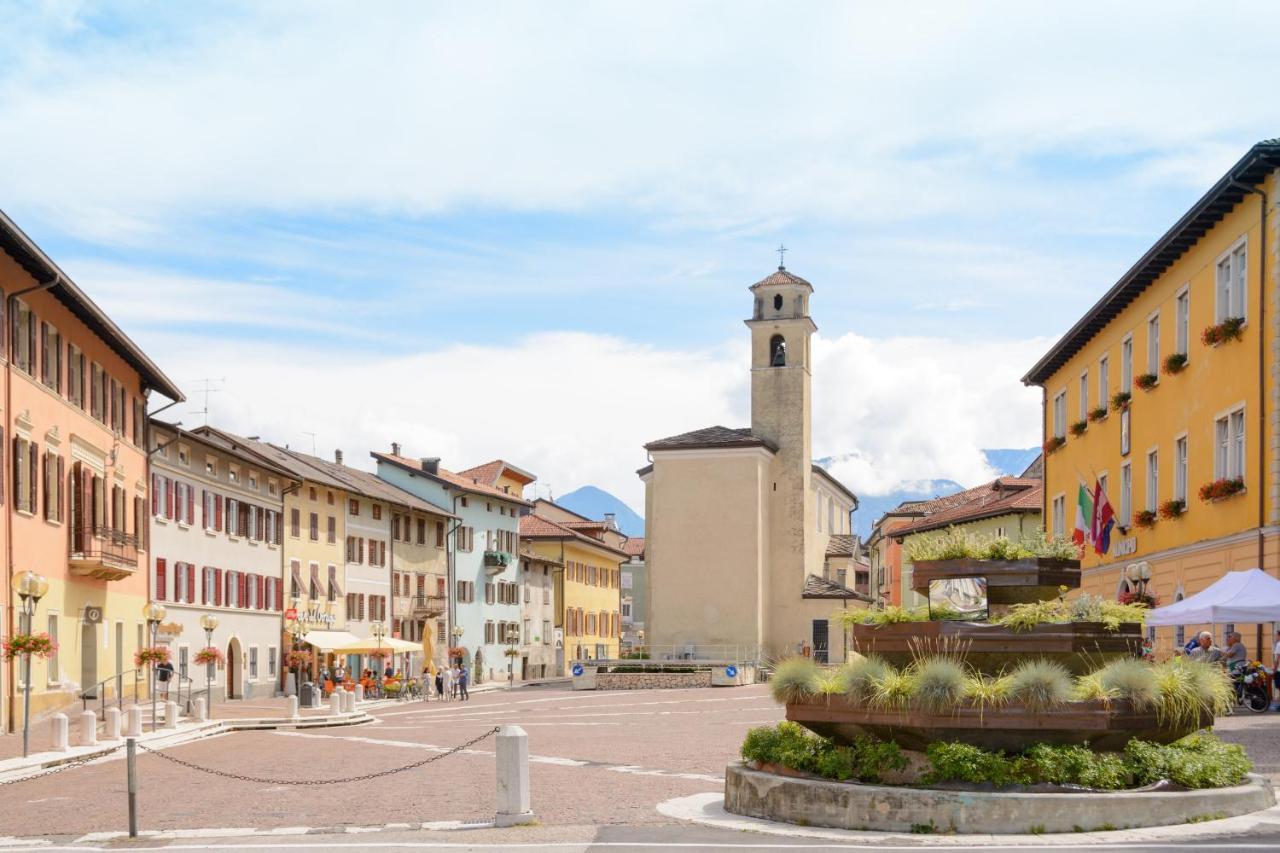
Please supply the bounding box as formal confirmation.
[639,265,863,662]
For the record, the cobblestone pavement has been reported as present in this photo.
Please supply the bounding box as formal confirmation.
[0,683,1275,846]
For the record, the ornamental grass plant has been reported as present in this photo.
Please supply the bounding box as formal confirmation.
[1095,658,1159,710]
[1007,659,1073,711]
[836,655,892,702]
[903,529,1080,563]
[909,657,967,713]
[770,656,822,704]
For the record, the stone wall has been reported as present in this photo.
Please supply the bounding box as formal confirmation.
[595,671,712,690]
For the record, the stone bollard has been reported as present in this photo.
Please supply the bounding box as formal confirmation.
[343,689,355,714]
[286,695,299,719]
[126,706,143,738]
[494,725,535,827]
[104,707,122,741]
[329,692,342,715]
[193,697,207,722]
[50,713,70,753]
[354,683,364,702]
[163,701,178,729]
[79,710,98,747]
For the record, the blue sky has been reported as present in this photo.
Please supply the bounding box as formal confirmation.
[1,1,1275,509]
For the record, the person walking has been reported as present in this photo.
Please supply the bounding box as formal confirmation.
[440,664,454,702]
[459,665,470,701]
[435,667,444,701]
[156,659,175,700]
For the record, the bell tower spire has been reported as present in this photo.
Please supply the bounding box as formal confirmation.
[746,265,816,451]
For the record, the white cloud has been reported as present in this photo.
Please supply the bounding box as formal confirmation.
[143,326,1044,513]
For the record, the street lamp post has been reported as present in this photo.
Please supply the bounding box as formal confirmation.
[285,614,304,697]
[1126,562,1153,599]
[371,620,386,680]
[505,624,519,689]
[143,602,166,732]
[199,613,218,717]
[12,571,49,758]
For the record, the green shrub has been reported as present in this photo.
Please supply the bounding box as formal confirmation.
[1153,657,1233,725]
[963,672,1013,715]
[904,528,1080,562]
[739,722,904,783]
[837,655,892,703]
[910,657,967,713]
[1024,743,1130,789]
[843,605,931,627]
[868,668,915,710]
[924,742,1034,786]
[995,595,1147,632]
[770,657,821,704]
[1124,733,1251,789]
[1008,660,1072,711]
[1097,658,1159,710]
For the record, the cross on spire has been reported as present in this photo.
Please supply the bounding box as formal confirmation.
[776,243,788,270]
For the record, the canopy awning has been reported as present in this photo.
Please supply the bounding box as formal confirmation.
[300,630,362,651]
[1145,568,1280,626]
[332,636,421,654]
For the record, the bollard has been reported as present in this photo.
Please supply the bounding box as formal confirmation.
[286,695,299,719]
[126,738,138,838]
[163,701,178,730]
[79,710,98,747]
[126,706,143,738]
[51,713,70,753]
[354,683,364,702]
[343,689,355,714]
[193,697,207,722]
[494,725,535,827]
[104,707,122,741]
[329,692,342,715]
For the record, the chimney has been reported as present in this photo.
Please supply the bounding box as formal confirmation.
[391,442,401,456]
[421,457,440,475]
[334,449,344,465]
[604,513,617,530]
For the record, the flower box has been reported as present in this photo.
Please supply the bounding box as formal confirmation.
[1110,391,1132,410]
[1134,373,1158,391]
[1158,499,1186,520]
[1133,509,1157,529]
[1068,420,1088,437]
[3,632,58,661]
[1042,436,1066,454]
[1087,406,1108,423]
[1199,477,1245,503]
[1202,317,1245,346]
[1163,353,1188,375]
[134,646,171,667]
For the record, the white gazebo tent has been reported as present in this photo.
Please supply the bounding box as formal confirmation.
[1145,569,1280,627]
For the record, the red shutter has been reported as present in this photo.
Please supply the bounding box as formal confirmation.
[187,563,196,604]
[275,579,283,611]
[215,569,223,606]
[257,575,265,609]
[186,487,194,525]
[150,474,159,516]
[215,495,223,531]
[201,490,207,528]
[202,568,209,605]
[155,558,167,601]
[164,479,174,519]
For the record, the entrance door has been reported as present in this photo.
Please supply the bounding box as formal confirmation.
[811,619,829,664]
[81,621,98,695]
[226,638,242,699]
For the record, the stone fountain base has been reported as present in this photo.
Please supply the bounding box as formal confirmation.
[723,762,1275,834]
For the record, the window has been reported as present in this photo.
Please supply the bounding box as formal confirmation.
[42,451,63,523]
[290,508,300,537]
[1215,408,1246,481]
[12,301,35,375]
[67,343,84,408]
[1145,449,1158,513]
[309,562,320,600]
[1176,287,1190,356]
[1146,313,1159,376]
[327,516,336,544]
[248,473,258,491]
[178,645,189,680]
[1175,436,1188,503]
[417,518,426,545]
[1079,371,1089,419]
[47,615,59,684]
[1121,335,1133,390]
[1216,239,1247,322]
[40,322,61,391]
[205,459,216,477]
[309,512,318,541]
[268,647,278,678]
[249,647,258,680]
[1119,463,1131,527]
[227,466,239,485]
[349,498,359,515]
[1052,391,1066,438]
[372,504,382,520]
[328,564,339,602]
[13,436,37,515]
[1051,494,1065,539]
[1098,356,1109,409]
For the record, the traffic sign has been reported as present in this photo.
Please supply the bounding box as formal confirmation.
[571,663,585,677]
[725,665,738,678]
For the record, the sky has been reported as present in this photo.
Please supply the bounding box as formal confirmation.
[0,1,1276,511]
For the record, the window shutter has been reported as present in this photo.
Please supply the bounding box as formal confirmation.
[164,478,174,519]
[186,486,194,525]
[239,572,247,608]
[187,563,196,604]
[215,495,223,531]
[56,455,65,522]
[215,569,223,606]
[155,558,167,601]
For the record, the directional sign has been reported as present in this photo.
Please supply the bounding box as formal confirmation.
[725,665,738,678]
[571,663,585,677]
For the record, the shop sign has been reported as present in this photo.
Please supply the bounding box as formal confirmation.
[300,608,337,627]
[1114,537,1138,557]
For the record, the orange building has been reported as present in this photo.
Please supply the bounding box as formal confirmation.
[1,211,183,728]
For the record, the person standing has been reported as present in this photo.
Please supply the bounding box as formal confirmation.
[156,659,175,700]
[441,664,454,702]
[459,665,470,701]
[435,668,444,701]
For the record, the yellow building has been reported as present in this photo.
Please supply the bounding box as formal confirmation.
[520,508,627,666]
[1024,139,1280,661]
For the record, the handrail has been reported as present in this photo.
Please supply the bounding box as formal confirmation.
[80,668,145,718]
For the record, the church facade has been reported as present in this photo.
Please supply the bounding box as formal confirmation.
[638,266,865,662]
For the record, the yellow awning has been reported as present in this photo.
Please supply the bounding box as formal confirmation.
[332,636,420,654]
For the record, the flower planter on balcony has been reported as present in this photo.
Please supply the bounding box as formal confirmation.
[483,550,513,569]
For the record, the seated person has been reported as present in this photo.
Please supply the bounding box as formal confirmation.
[1222,631,1249,669]
[1187,631,1222,662]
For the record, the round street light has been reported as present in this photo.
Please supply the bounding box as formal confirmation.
[199,614,219,716]
[12,571,48,758]
[143,602,167,732]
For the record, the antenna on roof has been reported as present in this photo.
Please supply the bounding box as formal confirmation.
[302,431,317,456]
[187,378,225,425]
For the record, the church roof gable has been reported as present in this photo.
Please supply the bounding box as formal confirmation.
[644,425,778,453]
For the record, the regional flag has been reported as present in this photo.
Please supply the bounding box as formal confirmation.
[1072,483,1093,547]
[1091,480,1115,555]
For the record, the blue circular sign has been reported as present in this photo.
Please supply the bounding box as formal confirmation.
[725,665,738,678]
[571,663,585,677]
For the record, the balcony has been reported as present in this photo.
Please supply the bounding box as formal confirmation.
[483,550,513,574]
[410,595,447,618]
[70,525,140,581]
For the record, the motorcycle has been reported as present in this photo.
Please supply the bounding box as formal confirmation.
[1231,661,1272,713]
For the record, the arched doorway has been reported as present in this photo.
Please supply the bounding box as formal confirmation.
[226,638,242,699]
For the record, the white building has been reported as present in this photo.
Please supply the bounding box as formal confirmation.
[149,422,297,699]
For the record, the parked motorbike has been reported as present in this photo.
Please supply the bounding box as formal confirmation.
[1231,661,1271,713]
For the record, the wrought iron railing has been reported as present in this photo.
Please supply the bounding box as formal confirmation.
[410,595,447,616]
[71,525,140,567]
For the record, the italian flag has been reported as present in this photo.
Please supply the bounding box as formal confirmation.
[1072,483,1093,547]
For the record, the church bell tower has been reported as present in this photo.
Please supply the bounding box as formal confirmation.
[746,258,815,457]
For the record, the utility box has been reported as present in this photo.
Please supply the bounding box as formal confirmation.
[299,681,316,708]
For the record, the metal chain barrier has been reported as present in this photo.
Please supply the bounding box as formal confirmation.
[136,726,500,785]
[0,742,126,786]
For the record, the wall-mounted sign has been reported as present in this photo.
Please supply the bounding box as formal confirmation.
[83,606,103,624]
[284,608,298,621]
[1114,537,1138,557]
[300,608,337,627]
[1120,408,1131,456]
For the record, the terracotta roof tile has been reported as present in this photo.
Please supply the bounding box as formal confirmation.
[519,513,629,559]
[825,534,860,557]
[372,452,533,505]
[644,425,777,453]
[802,574,873,601]
[621,537,645,557]
[891,477,1042,538]
[455,459,537,487]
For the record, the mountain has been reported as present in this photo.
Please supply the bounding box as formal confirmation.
[555,486,645,537]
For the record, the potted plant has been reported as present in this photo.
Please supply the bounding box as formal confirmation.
[1133,509,1157,529]
[1158,499,1186,520]
[1042,436,1066,454]
[1110,390,1132,410]
[194,647,226,667]
[1163,353,1188,375]
[2,631,58,661]
[1118,589,1159,608]
[1202,317,1245,346]
[1134,373,1158,391]
[1087,406,1108,423]
[134,646,171,667]
[1068,420,1088,437]
[285,649,313,670]
[1199,477,1246,502]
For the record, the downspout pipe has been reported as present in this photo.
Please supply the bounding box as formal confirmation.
[447,493,465,663]
[5,273,60,733]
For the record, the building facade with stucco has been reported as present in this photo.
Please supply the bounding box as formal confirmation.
[639,265,864,662]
